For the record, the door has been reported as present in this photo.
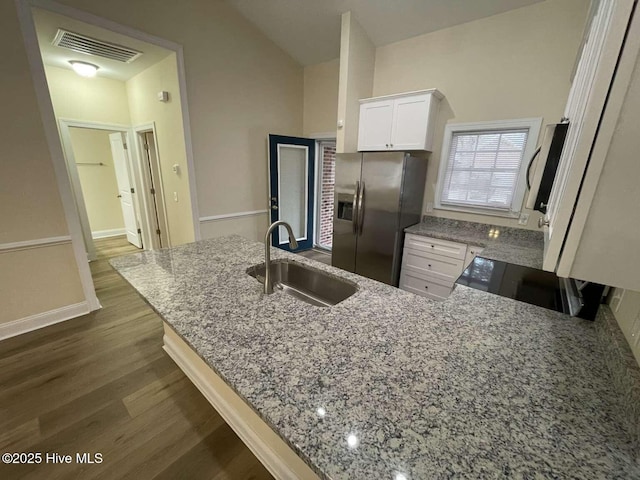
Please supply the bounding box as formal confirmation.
[268,135,315,251]
[355,152,405,285]
[331,153,362,273]
[109,132,142,248]
[357,100,393,151]
[141,131,169,248]
[390,94,430,150]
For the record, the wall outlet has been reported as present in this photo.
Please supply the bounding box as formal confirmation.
[173,192,178,202]
[518,213,529,225]
[426,202,434,213]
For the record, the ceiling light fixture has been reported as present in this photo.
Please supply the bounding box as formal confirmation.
[69,60,99,78]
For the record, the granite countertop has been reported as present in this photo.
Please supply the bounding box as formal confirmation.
[405,217,544,269]
[111,236,639,479]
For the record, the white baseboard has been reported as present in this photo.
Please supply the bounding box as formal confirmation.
[0,302,90,341]
[91,228,126,239]
[162,324,320,480]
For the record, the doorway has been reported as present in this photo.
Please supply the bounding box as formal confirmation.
[59,121,144,260]
[136,128,170,249]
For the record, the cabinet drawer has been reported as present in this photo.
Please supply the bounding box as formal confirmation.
[402,249,464,283]
[405,234,467,260]
[399,271,452,301]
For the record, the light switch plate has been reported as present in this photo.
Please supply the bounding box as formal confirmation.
[518,213,529,225]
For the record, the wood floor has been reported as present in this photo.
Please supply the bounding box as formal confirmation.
[296,248,331,265]
[0,236,273,480]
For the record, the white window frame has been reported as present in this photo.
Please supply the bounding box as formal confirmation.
[435,117,542,218]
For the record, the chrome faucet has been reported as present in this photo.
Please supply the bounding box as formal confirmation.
[264,221,298,294]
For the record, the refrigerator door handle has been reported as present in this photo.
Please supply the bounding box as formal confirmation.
[352,181,360,235]
[358,181,365,235]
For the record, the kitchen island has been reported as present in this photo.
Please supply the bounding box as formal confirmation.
[111,236,639,479]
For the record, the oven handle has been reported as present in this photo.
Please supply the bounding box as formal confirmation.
[526,146,542,191]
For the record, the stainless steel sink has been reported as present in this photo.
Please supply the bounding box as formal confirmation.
[247,259,357,307]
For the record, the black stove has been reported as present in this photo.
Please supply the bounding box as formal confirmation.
[455,257,605,320]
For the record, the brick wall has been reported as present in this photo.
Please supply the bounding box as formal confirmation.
[318,144,335,248]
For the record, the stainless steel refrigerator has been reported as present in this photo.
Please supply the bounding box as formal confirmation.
[332,152,427,286]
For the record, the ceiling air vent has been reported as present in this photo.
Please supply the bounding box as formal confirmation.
[52,29,142,63]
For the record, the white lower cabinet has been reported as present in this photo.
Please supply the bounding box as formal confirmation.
[399,233,483,301]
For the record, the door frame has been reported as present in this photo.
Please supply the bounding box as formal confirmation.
[134,123,171,249]
[58,119,144,259]
[15,0,201,313]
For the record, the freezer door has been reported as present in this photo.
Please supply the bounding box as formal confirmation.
[355,152,406,285]
[331,154,362,273]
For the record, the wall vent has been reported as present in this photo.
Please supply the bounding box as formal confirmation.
[52,29,142,63]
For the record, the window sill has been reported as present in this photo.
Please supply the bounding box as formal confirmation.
[434,204,520,219]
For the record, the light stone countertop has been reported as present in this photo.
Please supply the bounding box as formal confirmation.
[111,236,639,479]
[405,217,544,269]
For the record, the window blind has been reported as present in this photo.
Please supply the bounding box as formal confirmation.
[440,129,529,211]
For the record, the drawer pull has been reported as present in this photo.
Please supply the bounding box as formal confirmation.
[428,264,432,268]
[424,285,428,289]
[430,244,434,248]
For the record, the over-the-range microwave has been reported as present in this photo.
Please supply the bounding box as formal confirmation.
[525,121,569,214]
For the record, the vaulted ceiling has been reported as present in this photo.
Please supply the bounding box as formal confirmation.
[224,0,546,66]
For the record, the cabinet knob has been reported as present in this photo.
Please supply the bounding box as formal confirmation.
[390,144,394,148]
[424,285,428,289]
[430,244,434,248]
[385,144,389,148]
[428,264,432,268]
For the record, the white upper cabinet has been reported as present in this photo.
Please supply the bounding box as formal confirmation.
[357,100,394,151]
[358,89,443,152]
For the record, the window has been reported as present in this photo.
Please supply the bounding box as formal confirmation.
[435,118,542,217]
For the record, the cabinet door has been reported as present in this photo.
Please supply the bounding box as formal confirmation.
[542,0,633,273]
[389,94,431,151]
[463,246,483,271]
[357,100,393,151]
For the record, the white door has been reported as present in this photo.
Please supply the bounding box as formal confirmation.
[109,132,142,248]
[541,0,633,272]
[390,94,430,150]
[357,100,393,151]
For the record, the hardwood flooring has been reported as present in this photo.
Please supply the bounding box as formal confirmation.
[0,236,273,480]
[296,248,331,265]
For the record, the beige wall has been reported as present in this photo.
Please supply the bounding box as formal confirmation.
[337,11,375,153]
[50,0,303,241]
[303,58,339,137]
[200,213,270,243]
[45,66,131,125]
[0,1,85,324]
[373,0,589,229]
[126,54,194,245]
[0,244,85,323]
[69,128,125,234]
